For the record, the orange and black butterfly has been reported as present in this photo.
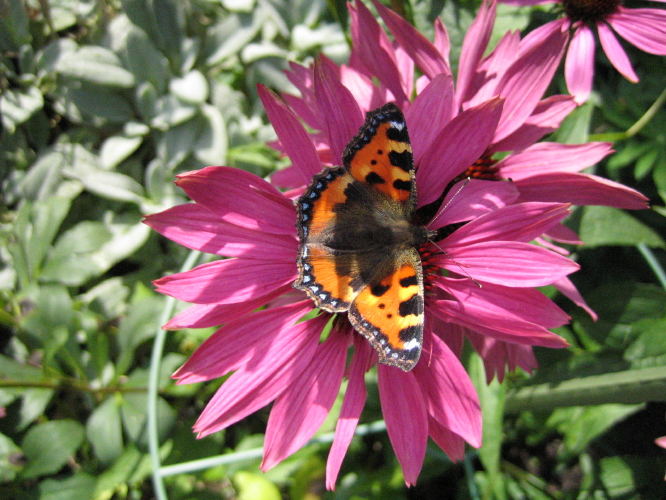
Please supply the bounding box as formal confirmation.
[294,103,436,371]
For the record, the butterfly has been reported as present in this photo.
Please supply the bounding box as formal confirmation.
[294,103,437,371]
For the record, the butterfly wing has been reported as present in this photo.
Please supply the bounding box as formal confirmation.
[343,103,416,209]
[349,248,424,371]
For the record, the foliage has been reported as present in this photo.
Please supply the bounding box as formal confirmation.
[1,0,665,499]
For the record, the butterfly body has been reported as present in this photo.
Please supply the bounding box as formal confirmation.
[295,104,429,371]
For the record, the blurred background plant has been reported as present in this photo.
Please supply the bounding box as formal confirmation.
[0,0,664,499]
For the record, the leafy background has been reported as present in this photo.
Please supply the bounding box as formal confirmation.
[1,0,665,499]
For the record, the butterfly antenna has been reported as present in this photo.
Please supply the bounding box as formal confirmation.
[431,177,471,223]
[428,239,482,288]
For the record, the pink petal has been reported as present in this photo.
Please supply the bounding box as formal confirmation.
[565,25,596,104]
[433,18,451,66]
[414,333,482,447]
[442,202,571,247]
[314,58,364,164]
[439,240,579,286]
[173,300,312,383]
[495,142,614,180]
[262,328,350,470]
[597,23,639,83]
[405,74,455,165]
[258,85,321,183]
[608,8,666,55]
[654,436,666,449]
[429,299,568,349]
[176,167,295,235]
[545,223,583,245]
[270,165,307,189]
[491,95,576,152]
[378,366,428,486]
[429,179,520,229]
[553,277,598,321]
[429,418,466,461]
[373,0,451,79]
[339,64,383,112]
[467,332,538,382]
[163,284,294,330]
[416,98,504,206]
[144,204,297,260]
[456,0,496,106]
[515,172,650,209]
[493,24,567,140]
[154,258,296,304]
[193,315,327,436]
[348,0,409,106]
[326,338,374,490]
[436,277,570,328]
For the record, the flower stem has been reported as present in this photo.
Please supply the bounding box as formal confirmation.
[637,243,666,290]
[147,250,201,500]
[505,366,666,413]
[0,379,147,394]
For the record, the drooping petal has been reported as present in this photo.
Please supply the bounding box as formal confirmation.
[439,240,579,286]
[314,58,365,164]
[144,203,297,260]
[193,315,327,436]
[456,0,496,106]
[326,338,374,490]
[553,277,598,321]
[164,284,294,330]
[428,179,520,229]
[429,418,466,461]
[378,366,428,486]
[607,8,666,55]
[467,331,538,383]
[545,223,583,245]
[495,142,614,180]
[373,0,451,79]
[176,166,295,235]
[416,98,504,206]
[414,333,482,446]
[405,74,455,165]
[493,24,567,140]
[153,258,296,304]
[597,23,639,83]
[258,85,322,183]
[262,328,350,470]
[433,18,451,66]
[515,172,650,209]
[490,95,576,153]
[442,202,570,247]
[565,24,596,104]
[173,300,312,383]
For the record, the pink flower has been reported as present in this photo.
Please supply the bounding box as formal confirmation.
[269,0,647,377]
[501,0,666,102]
[146,92,582,486]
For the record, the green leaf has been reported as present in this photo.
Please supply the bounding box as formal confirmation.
[0,0,31,50]
[205,13,262,66]
[150,94,197,130]
[55,46,135,88]
[21,420,85,479]
[18,389,54,431]
[169,70,208,104]
[87,397,124,463]
[122,26,171,94]
[233,471,281,500]
[194,104,228,165]
[57,86,134,124]
[0,86,44,133]
[578,206,665,248]
[21,285,74,338]
[553,101,593,144]
[39,473,97,500]
[64,164,144,203]
[99,135,144,170]
[120,393,176,445]
[0,433,22,482]
[115,295,163,374]
[92,445,143,499]
[548,404,643,456]
[0,355,43,381]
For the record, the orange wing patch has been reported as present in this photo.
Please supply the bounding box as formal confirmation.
[343,104,415,204]
[295,166,358,312]
[349,249,424,371]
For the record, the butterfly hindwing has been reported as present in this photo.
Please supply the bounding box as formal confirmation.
[343,103,416,207]
[349,248,424,371]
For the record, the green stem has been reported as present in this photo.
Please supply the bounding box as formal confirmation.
[589,87,666,142]
[505,366,666,413]
[0,379,147,394]
[637,243,666,290]
[147,250,200,500]
[463,452,481,500]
